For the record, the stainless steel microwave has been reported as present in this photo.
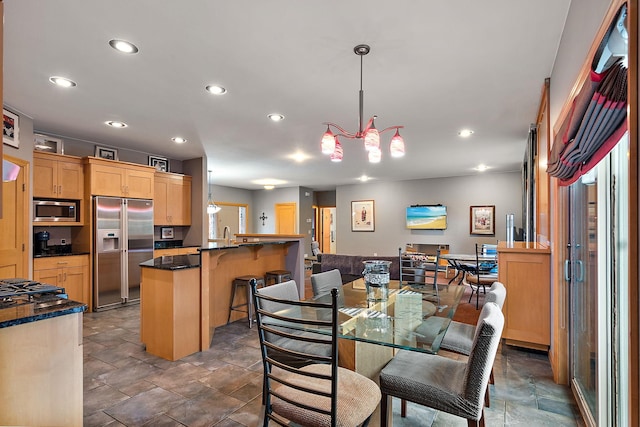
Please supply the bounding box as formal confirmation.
[33,200,79,222]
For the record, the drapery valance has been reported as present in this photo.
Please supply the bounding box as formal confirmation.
[547,3,628,186]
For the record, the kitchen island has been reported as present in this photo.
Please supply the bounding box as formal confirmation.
[139,234,305,353]
[0,279,86,427]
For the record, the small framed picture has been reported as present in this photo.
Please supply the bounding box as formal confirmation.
[3,108,19,148]
[34,134,64,154]
[149,155,169,172]
[161,227,174,239]
[351,200,375,232]
[95,146,118,161]
[470,205,495,235]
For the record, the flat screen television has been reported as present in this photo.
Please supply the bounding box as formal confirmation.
[406,205,447,230]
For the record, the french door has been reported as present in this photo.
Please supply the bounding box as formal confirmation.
[567,134,629,426]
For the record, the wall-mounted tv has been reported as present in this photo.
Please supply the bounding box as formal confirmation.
[406,205,447,230]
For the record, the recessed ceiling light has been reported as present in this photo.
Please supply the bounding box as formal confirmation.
[49,76,77,88]
[289,152,308,162]
[105,120,128,128]
[358,175,371,182]
[458,129,474,137]
[475,164,489,172]
[264,185,275,190]
[268,113,285,122]
[109,39,139,54]
[206,85,227,95]
[172,137,187,144]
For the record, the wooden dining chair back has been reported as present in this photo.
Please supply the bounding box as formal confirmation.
[310,269,342,297]
[251,279,380,427]
[379,302,504,427]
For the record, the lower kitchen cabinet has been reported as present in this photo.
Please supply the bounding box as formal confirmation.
[0,312,83,427]
[33,255,90,307]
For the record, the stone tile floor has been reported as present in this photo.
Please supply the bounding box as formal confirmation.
[83,304,584,426]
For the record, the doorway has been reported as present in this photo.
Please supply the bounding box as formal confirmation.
[0,155,29,278]
[275,203,296,234]
[314,207,335,254]
[565,134,629,426]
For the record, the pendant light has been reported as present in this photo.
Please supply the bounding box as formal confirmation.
[207,170,221,214]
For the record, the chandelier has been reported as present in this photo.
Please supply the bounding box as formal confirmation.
[321,44,405,163]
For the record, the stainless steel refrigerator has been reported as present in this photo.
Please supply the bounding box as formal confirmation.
[94,196,154,310]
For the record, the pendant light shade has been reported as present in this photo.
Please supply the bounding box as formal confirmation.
[389,129,406,157]
[320,44,405,163]
[321,126,336,154]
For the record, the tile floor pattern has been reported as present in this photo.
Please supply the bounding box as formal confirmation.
[83,304,584,426]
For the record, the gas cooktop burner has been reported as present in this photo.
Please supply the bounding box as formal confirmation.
[0,279,65,298]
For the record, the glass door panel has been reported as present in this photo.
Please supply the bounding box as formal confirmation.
[569,174,598,420]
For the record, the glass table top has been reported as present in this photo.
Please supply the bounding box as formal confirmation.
[275,279,465,354]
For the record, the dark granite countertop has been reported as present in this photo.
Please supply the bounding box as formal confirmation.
[0,299,87,329]
[140,254,201,270]
[200,240,292,251]
[33,252,91,258]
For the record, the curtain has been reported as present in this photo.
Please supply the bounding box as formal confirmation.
[547,3,628,186]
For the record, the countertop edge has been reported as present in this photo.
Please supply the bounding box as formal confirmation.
[0,302,87,329]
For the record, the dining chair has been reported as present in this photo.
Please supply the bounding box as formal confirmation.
[379,302,504,427]
[251,279,381,427]
[310,269,342,297]
[399,248,444,307]
[463,243,498,309]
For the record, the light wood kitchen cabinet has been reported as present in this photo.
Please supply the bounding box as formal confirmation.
[33,152,84,200]
[154,172,191,225]
[85,156,155,199]
[497,241,551,351]
[33,255,90,308]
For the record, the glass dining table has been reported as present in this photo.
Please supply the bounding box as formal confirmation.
[301,278,466,355]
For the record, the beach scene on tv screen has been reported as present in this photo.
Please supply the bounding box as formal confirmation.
[406,206,447,229]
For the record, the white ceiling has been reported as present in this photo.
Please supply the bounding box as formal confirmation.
[4,0,571,190]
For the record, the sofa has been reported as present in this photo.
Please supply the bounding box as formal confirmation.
[316,253,400,284]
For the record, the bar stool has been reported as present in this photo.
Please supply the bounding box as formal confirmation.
[265,269,292,286]
[228,275,265,328]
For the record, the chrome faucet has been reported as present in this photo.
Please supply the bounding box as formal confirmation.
[223,226,231,246]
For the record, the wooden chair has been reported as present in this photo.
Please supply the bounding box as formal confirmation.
[379,302,504,427]
[251,279,380,427]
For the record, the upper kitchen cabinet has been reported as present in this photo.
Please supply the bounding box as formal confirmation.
[85,157,155,199]
[33,152,84,200]
[154,172,191,226]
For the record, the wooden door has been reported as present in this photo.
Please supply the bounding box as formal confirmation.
[90,164,125,197]
[322,208,332,253]
[0,156,28,278]
[275,203,296,234]
[63,265,86,304]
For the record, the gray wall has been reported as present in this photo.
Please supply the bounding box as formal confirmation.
[252,187,299,233]
[336,172,522,255]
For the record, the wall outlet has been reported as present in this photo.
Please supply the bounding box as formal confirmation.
[373,252,377,256]
[60,239,66,245]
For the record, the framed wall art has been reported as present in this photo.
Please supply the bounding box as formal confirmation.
[161,227,174,239]
[3,109,19,148]
[351,200,375,232]
[149,155,169,172]
[95,146,118,160]
[470,205,495,235]
[34,134,64,154]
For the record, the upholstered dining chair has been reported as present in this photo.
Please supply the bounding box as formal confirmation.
[310,269,342,297]
[438,281,506,407]
[463,244,498,309]
[251,280,381,427]
[379,302,504,427]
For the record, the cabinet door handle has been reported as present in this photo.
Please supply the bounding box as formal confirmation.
[63,272,67,281]
[564,260,571,281]
[58,273,63,282]
[53,185,57,194]
[576,260,585,282]
[57,261,68,265]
